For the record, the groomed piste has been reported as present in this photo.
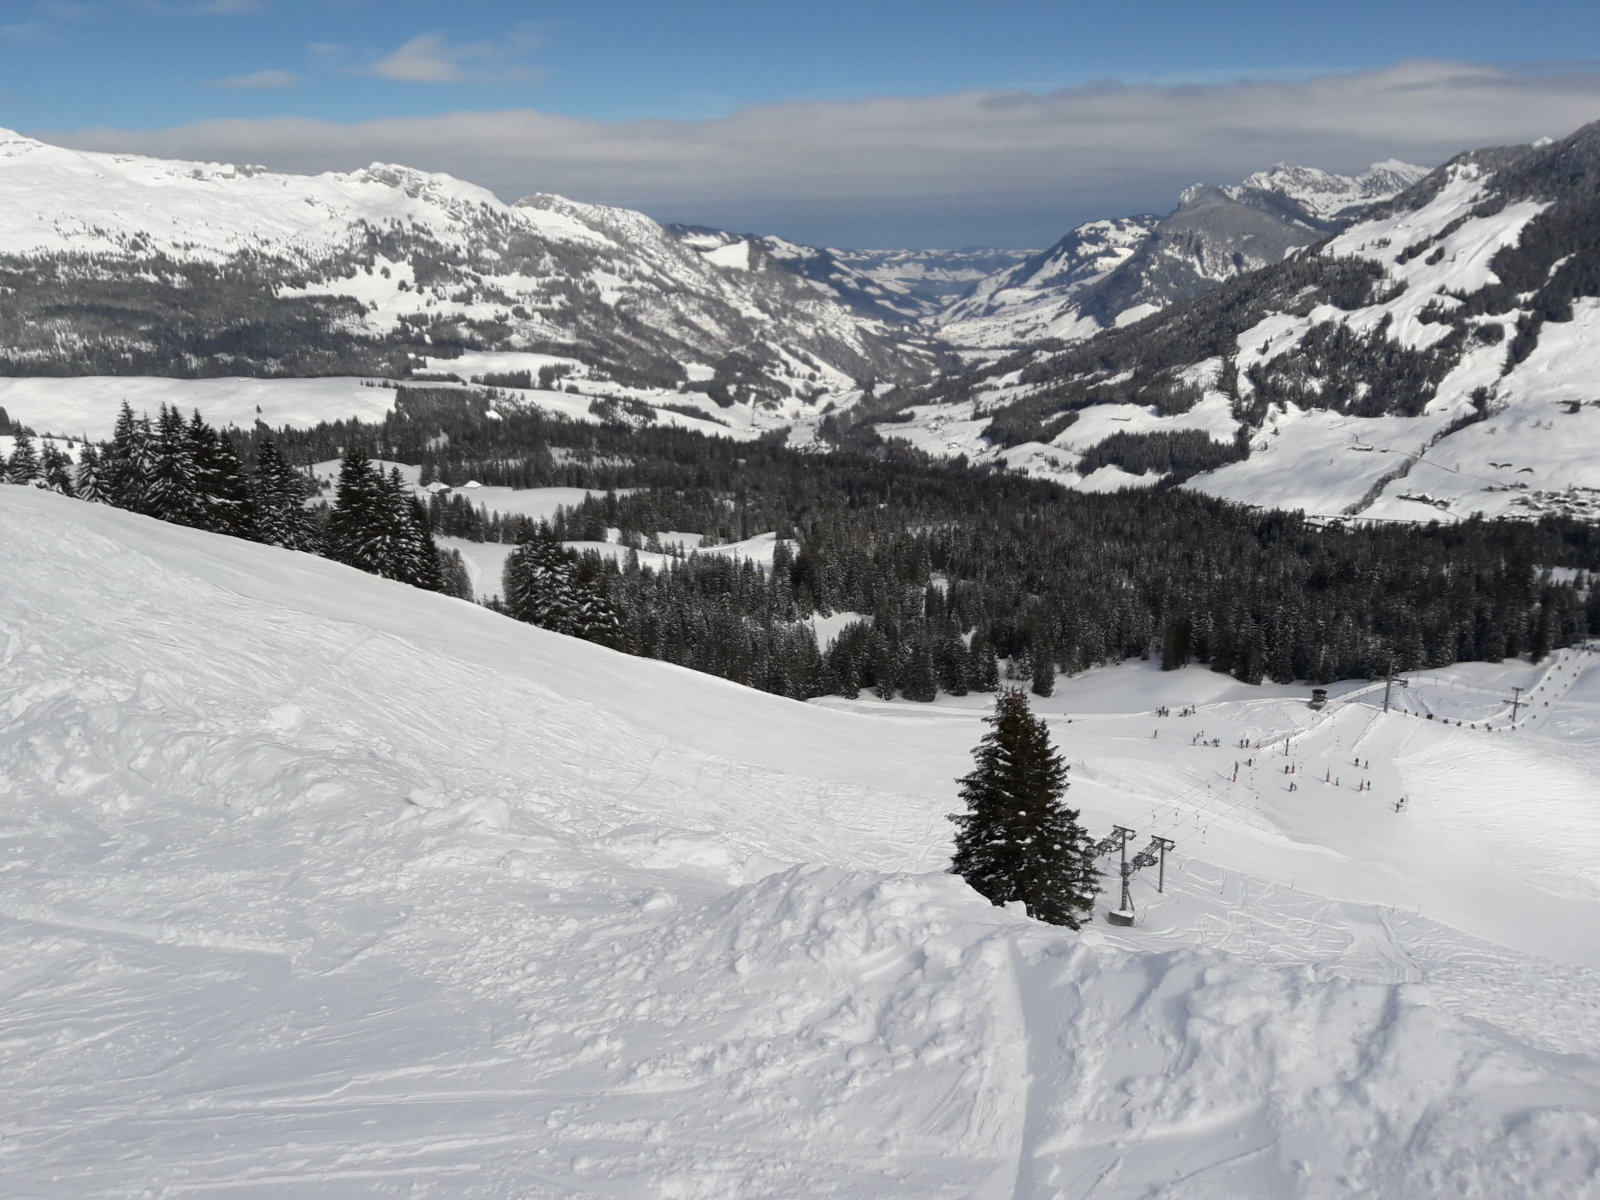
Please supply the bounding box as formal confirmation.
[2,486,1598,1198]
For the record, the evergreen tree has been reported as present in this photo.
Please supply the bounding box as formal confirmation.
[38,442,75,496]
[1161,610,1194,671]
[871,629,898,701]
[1030,643,1056,698]
[502,534,584,634]
[967,632,1001,692]
[1232,619,1267,685]
[438,548,474,600]
[570,549,626,648]
[402,488,444,590]
[251,439,318,551]
[145,404,202,526]
[324,445,387,573]
[897,632,938,701]
[187,411,255,538]
[935,625,970,696]
[949,688,1099,928]
[6,429,41,484]
[371,467,423,583]
[75,443,109,503]
[106,402,152,513]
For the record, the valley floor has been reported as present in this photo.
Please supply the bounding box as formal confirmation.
[2,487,1598,1198]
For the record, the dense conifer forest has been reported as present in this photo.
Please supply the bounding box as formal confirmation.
[8,386,1597,703]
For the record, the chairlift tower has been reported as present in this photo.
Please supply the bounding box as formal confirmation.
[1105,826,1137,926]
[1105,832,1173,927]
[1383,669,1409,713]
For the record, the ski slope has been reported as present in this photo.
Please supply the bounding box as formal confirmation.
[2,487,1598,1198]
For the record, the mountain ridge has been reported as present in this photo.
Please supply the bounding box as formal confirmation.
[937,158,1429,349]
[876,121,1600,523]
[0,127,939,402]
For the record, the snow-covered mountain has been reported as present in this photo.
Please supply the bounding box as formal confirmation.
[670,227,930,324]
[1241,159,1435,220]
[939,160,1428,349]
[6,483,1600,1196]
[0,128,939,400]
[830,247,1039,309]
[878,120,1600,522]
[670,233,1039,323]
[939,216,1161,345]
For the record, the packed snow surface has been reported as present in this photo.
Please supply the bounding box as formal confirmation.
[3,488,1599,1197]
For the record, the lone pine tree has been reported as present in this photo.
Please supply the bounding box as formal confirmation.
[950,688,1100,928]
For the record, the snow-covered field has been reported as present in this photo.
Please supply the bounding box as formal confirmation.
[3,487,1599,1198]
[0,371,784,446]
[0,375,403,440]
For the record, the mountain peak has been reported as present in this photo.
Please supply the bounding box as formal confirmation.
[1237,158,1426,219]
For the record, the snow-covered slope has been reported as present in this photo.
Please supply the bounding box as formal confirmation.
[0,129,934,399]
[939,160,1426,350]
[886,121,1600,520]
[4,486,1599,1197]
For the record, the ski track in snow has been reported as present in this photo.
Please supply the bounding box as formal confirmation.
[2,488,1600,1197]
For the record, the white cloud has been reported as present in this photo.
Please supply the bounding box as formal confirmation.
[369,34,464,83]
[37,61,1600,246]
[365,29,541,85]
[213,69,298,89]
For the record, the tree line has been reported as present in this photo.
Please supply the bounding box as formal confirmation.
[245,393,1600,701]
[2,403,472,600]
[10,395,1598,704]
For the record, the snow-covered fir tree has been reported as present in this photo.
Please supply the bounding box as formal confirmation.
[6,428,41,484]
[145,404,201,527]
[74,443,109,503]
[250,439,318,552]
[502,535,584,634]
[38,442,75,496]
[106,402,152,513]
[950,688,1099,928]
[502,534,625,648]
[186,410,255,539]
[324,446,389,575]
[438,548,474,601]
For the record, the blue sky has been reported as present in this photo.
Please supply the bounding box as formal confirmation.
[5,1,1600,245]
